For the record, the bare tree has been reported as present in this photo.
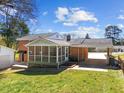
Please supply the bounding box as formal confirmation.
[0,0,36,47]
[0,0,36,22]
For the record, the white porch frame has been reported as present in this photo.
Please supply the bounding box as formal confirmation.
[41,46,42,62]
[28,46,69,69]
[34,46,36,62]
[48,46,50,63]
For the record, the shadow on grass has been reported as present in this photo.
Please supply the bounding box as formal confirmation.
[0,74,6,79]
[15,67,68,76]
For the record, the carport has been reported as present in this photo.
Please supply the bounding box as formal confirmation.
[70,38,113,65]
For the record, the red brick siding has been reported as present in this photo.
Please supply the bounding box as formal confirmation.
[17,40,29,62]
[18,40,29,51]
[70,47,88,61]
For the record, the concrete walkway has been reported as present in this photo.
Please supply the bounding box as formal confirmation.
[69,65,108,72]
[88,52,107,59]
[12,64,28,68]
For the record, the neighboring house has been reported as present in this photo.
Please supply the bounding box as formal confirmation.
[0,45,15,69]
[113,46,124,52]
[17,33,113,68]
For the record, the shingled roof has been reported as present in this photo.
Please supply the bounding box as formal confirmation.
[17,33,57,41]
[70,38,113,48]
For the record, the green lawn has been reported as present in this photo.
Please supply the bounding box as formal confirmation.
[0,68,124,93]
[112,53,124,60]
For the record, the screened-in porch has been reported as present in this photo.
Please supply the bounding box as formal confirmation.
[26,38,70,68]
[28,46,69,64]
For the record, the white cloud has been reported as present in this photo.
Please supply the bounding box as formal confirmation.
[55,7,98,26]
[69,10,98,23]
[63,22,77,26]
[42,11,48,16]
[60,26,101,38]
[48,29,53,32]
[118,15,124,20]
[30,19,38,25]
[55,7,69,21]
[33,28,53,34]
[78,26,100,32]
[117,24,124,29]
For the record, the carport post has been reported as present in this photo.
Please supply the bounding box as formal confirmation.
[34,46,36,63]
[78,47,79,63]
[107,48,110,63]
[27,47,29,62]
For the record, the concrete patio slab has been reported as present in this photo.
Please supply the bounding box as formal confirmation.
[88,52,107,59]
[12,64,28,68]
[69,65,108,72]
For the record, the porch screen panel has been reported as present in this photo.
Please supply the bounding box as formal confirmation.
[65,47,69,61]
[50,46,56,63]
[29,46,34,62]
[58,47,61,62]
[62,47,65,62]
[42,46,48,62]
[36,46,41,62]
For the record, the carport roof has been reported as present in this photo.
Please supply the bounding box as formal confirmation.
[70,38,113,48]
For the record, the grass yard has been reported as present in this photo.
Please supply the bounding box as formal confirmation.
[112,53,124,60]
[0,68,124,93]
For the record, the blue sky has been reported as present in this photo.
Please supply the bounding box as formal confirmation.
[29,0,124,38]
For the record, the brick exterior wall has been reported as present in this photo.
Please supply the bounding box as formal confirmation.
[86,59,107,66]
[18,40,29,51]
[17,40,29,62]
[69,47,88,62]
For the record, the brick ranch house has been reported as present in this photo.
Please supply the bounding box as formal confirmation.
[16,33,113,68]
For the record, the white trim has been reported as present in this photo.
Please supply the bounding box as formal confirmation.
[66,47,69,61]
[26,44,70,47]
[25,38,58,47]
[56,46,59,69]
[26,44,58,47]
[56,46,58,63]
[71,45,113,48]
[48,46,50,63]
[27,47,29,62]
[25,38,70,47]
[61,46,62,62]
[34,46,36,62]
[65,47,66,61]
[78,48,79,62]
[41,46,42,62]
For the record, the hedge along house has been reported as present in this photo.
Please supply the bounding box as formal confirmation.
[25,38,70,68]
